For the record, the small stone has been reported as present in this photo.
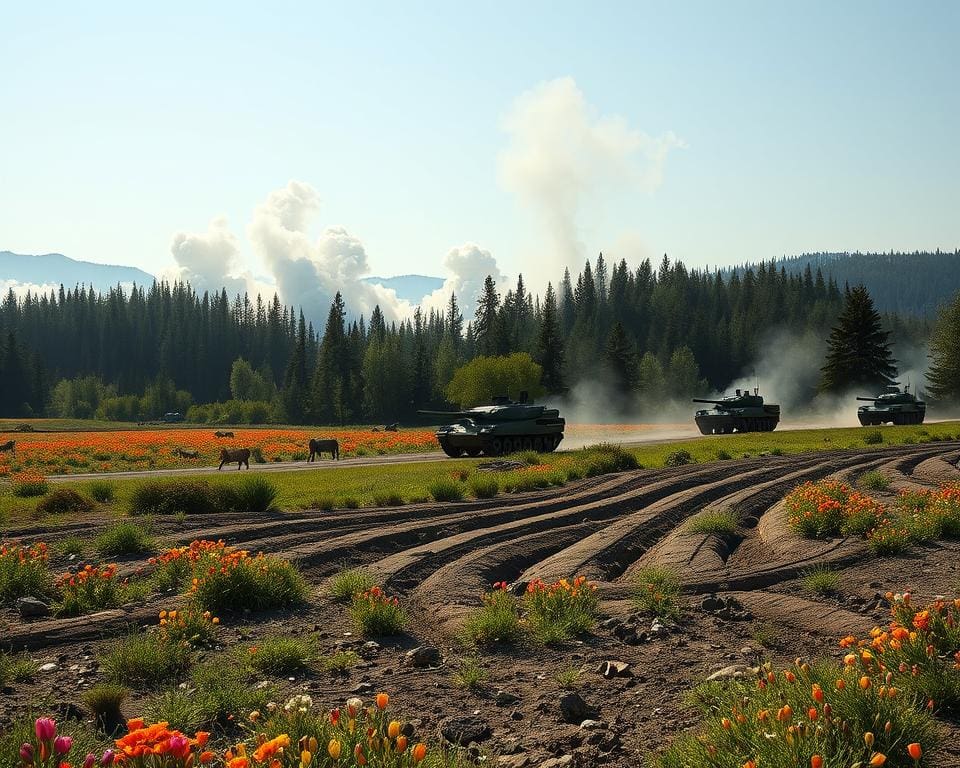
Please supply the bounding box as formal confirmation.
[579,720,606,730]
[699,594,723,612]
[596,660,631,679]
[406,646,441,668]
[439,714,491,745]
[649,619,669,637]
[559,692,599,724]
[352,681,374,694]
[17,597,50,618]
[706,665,756,682]
[38,662,58,673]
[495,690,521,707]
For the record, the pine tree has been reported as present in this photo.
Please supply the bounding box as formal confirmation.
[536,283,565,393]
[604,322,637,394]
[473,276,500,357]
[282,314,309,423]
[820,285,897,393]
[927,291,960,402]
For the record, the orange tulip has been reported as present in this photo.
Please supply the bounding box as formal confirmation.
[864,732,875,748]
[395,736,408,752]
[811,756,823,768]
[870,754,887,767]
[376,693,389,710]
[387,721,401,739]
[412,743,427,763]
[327,740,341,760]
[907,743,922,760]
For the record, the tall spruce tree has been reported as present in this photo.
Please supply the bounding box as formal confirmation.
[473,276,500,356]
[604,322,637,394]
[536,282,565,393]
[927,291,960,402]
[282,313,309,422]
[820,285,897,393]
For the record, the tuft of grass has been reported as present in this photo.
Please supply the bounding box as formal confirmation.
[319,650,359,672]
[95,521,154,557]
[468,474,499,499]
[862,429,884,445]
[56,535,87,559]
[327,567,376,602]
[100,632,192,689]
[578,443,639,477]
[217,475,278,514]
[460,588,523,647]
[0,543,55,604]
[715,449,732,461]
[245,636,315,675]
[350,588,407,637]
[452,656,487,690]
[310,497,336,511]
[82,683,129,722]
[512,450,542,466]
[87,479,116,503]
[664,449,693,467]
[128,478,217,516]
[343,497,360,509]
[858,470,890,491]
[11,473,49,497]
[801,565,841,596]
[685,509,738,536]
[372,491,404,507]
[555,666,581,690]
[525,577,599,645]
[750,621,778,649]
[633,566,682,621]
[191,554,308,613]
[0,652,36,687]
[36,488,94,517]
[429,477,466,502]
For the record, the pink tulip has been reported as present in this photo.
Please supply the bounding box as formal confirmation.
[82,754,96,768]
[54,736,73,756]
[19,742,34,764]
[34,718,56,743]
[100,749,116,766]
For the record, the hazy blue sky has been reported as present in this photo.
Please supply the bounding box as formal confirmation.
[2,1,957,299]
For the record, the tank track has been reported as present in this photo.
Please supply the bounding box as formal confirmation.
[438,433,564,458]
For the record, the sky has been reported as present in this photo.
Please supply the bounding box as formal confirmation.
[1,1,957,317]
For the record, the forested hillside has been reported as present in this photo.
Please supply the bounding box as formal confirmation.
[728,250,960,318]
[0,253,937,421]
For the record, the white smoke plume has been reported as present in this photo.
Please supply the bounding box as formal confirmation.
[169,216,249,296]
[422,243,508,320]
[499,76,684,276]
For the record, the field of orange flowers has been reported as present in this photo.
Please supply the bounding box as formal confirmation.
[0,428,438,476]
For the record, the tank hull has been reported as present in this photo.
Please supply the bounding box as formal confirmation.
[427,401,566,458]
[695,412,779,435]
[857,406,925,426]
[437,429,564,458]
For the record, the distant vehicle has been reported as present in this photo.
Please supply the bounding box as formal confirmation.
[856,384,926,426]
[419,392,565,458]
[162,412,185,423]
[693,387,780,434]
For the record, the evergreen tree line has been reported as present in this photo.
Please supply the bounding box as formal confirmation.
[0,253,947,422]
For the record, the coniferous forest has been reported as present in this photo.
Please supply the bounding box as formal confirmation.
[0,253,950,422]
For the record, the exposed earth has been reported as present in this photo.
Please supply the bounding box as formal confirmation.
[4,441,960,766]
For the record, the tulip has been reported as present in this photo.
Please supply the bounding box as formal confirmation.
[388,721,401,739]
[300,750,312,767]
[412,743,427,763]
[54,736,73,756]
[870,754,887,767]
[100,749,116,766]
[327,740,342,760]
[396,736,408,752]
[907,743,922,760]
[19,743,34,764]
[859,676,871,690]
[807,707,818,721]
[346,698,363,719]
[35,718,56,743]
[330,708,340,726]
[811,756,823,768]
[812,683,824,703]
[721,717,732,730]
[376,693,389,710]
[864,732,875,748]
[82,754,96,768]
[354,744,367,766]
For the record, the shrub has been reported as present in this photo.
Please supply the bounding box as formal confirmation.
[715,449,732,461]
[128,479,217,516]
[373,491,404,507]
[310,496,336,511]
[320,650,359,672]
[101,631,192,688]
[862,429,884,445]
[56,563,121,616]
[685,509,738,536]
[246,636,315,675]
[429,477,465,502]
[36,488,94,517]
[158,607,220,647]
[0,542,53,604]
[858,470,890,491]
[190,550,308,613]
[0,651,36,686]
[633,566,681,620]
[250,446,266,463]
[664,449,693,467]
[11,472,48,497]
[770,447,784,456]
[328,567,376,602]
[513,449,541,466]
[95,521,154,556]
[524,575,599,644]
[343,497,360,509]
[452,656,487,690]
[468,475,499,499]
[350,586,407,636]
[461,584,523,647]
[801,565,841,595]
[82,683,128,722]
[750,622,777,648]
[216,475,278,513]
[867,521,912,555]
[57,535,86,558]
[784,480,884,538]
[87,479,115,503]
[581,443,639,476]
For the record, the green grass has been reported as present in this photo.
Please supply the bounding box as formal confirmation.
[452,656,487,690]
[245,636,315,675]
[327,567,376,602]
[460,589,524,647]
[95,521,154,556]
[802,565,841,595]
[190,553,308,612]
[56,535,87,558]
[633,566,682,620]
[555,666,582,690]
[858,469,891,491]
[319,650,359,672]
[0,652,36,686]
[82,683,129,722]
[429,477,466,502]
[685,509,738,536]
[350,589,408,636]
[100,631,192,688]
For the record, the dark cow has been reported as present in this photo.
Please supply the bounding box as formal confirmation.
[218,448,250,470]
[214,431,235,438]
[0,440,15,456]
[308,438,339,461]
[384,423,399,432]
[174,447,199,459]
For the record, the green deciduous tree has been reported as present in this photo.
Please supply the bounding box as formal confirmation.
[445,353,545,408]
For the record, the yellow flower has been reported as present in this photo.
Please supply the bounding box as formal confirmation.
[328,739,342,760]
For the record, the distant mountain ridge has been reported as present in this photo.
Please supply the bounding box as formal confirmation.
[727,250,960,317]
[1,251,155,291]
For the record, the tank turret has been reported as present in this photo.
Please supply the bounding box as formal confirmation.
[857,384,925,426]
[419,392,565,458]
[692,386,780,435]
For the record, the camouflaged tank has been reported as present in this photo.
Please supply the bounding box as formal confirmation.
[693,388,780,434]
[857,385,926,426]
[419,393,565,457]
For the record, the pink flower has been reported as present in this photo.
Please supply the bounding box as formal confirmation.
[54,736,73,756]
[82,754,96,768]
[35,718,56,743]
[19,743,34,763]
[100,749,116,766]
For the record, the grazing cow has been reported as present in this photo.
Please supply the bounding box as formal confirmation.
[385,423,399,432]
[218,448,250,470]
[308,438,339,461]
[174,447,199,459]
[214,431,235,438]
[0,440,15,456]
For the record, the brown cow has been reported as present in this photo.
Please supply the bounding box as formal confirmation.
[218,448,250,470]
[214,431,235,438]
[308,438,339,461]
[0,440,15,456]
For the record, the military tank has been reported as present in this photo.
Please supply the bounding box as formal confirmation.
[693,387,780,435]
[419,393,565,457]
[857,384,926,426]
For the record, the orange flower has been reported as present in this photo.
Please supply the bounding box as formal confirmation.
[811,756,823,768]
[907,743,922,760]
[376,693,389,710]
[870,754,887,767]
[412,743,427,763]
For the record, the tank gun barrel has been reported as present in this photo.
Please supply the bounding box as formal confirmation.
[418,409,472,420]
[692,398,725,405]
[855,397,878,402]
